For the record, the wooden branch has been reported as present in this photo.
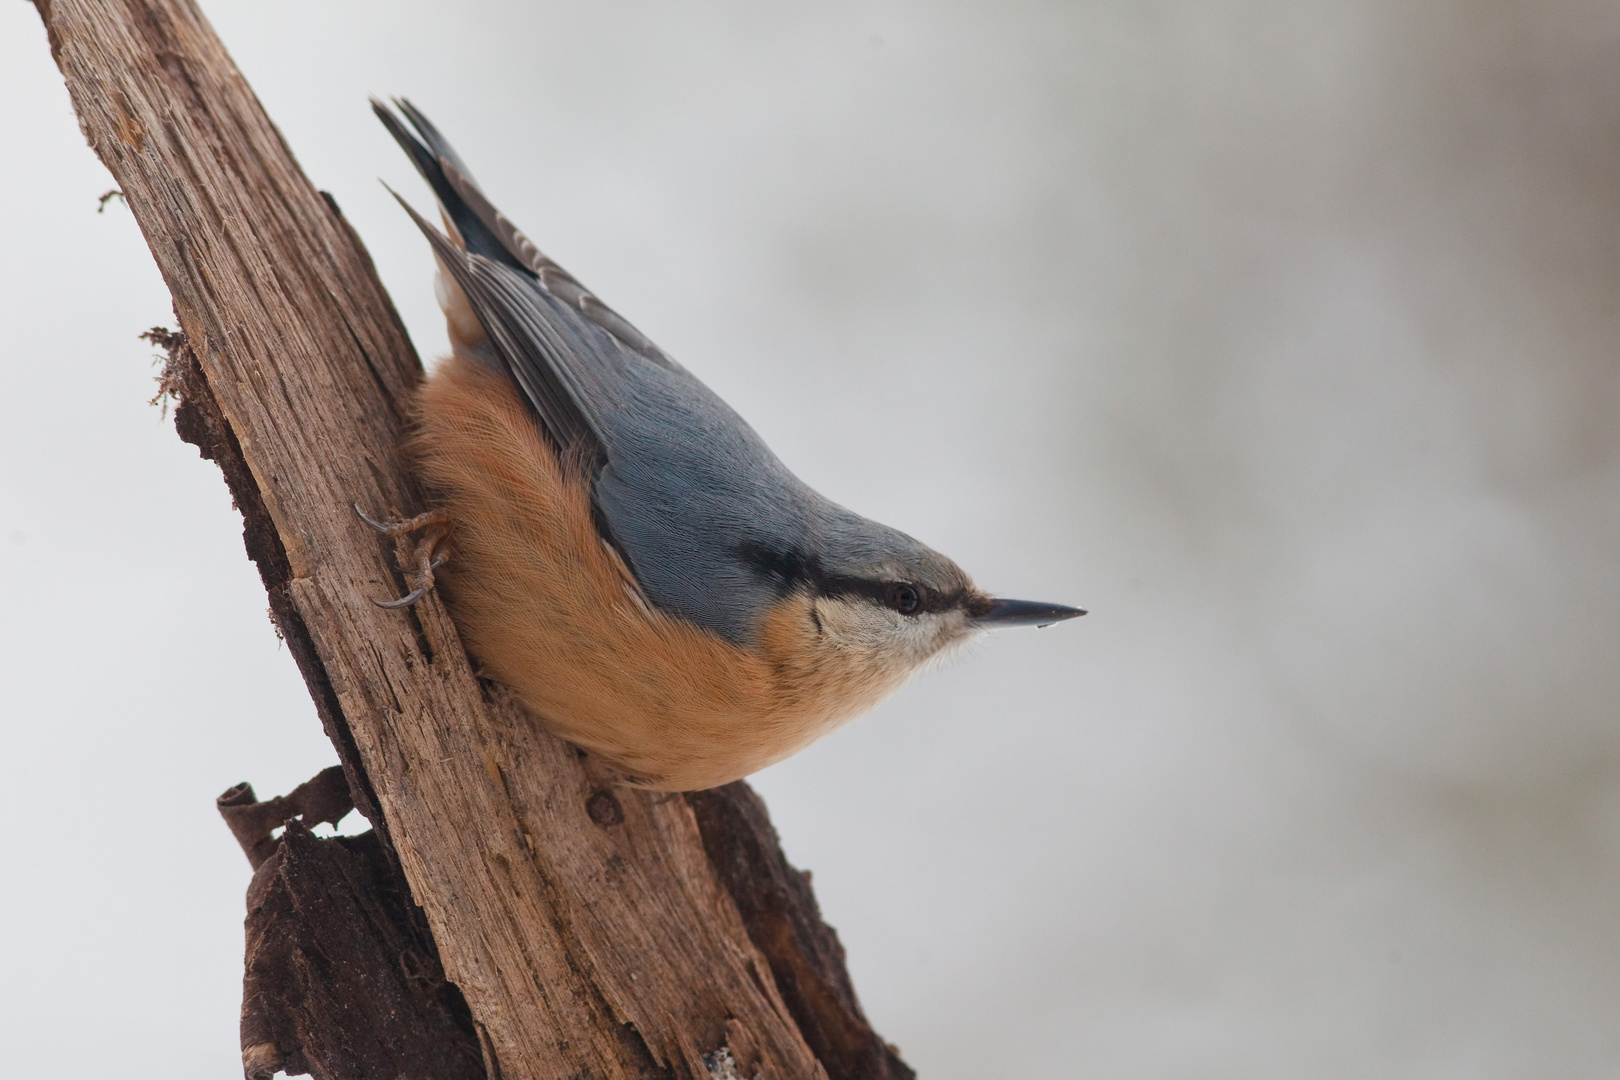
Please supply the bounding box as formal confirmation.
[34,1,912,1077]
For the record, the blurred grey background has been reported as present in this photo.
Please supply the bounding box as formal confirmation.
[4,1,1620,1076]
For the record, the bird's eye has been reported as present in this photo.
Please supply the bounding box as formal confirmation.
[888,583,922,615]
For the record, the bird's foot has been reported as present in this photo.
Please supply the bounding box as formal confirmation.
[355,504,454,608]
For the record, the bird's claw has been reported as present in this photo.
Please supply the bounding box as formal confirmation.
[369,554,447,609]
[354,503,393,533]
[355,503,452,538]
[355,503,454,609]
[372,585,428,610]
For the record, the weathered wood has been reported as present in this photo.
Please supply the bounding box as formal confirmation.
[223,773,486,1080]
[146,323,389,839]
[217,765,354,870]
[688,785,916,1080]
[35,1,914,1076]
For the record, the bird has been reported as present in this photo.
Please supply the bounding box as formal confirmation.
[366,99,1084,791]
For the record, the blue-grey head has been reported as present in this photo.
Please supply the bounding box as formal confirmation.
[721,492,1084,671]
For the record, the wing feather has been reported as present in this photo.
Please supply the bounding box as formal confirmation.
[392,193,607,461]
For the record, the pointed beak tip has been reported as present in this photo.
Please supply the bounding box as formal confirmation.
[1037,607,1087,628]
[975,598,1087,630]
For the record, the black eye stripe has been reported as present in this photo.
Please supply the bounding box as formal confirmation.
[734,543,962,615]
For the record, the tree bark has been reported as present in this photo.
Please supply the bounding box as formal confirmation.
[32,2,913,1077]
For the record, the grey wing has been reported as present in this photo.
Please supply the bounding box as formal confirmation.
[395,195,609,460]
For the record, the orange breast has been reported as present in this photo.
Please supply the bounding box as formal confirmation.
[408,351,909,790]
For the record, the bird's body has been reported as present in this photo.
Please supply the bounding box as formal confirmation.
[413,346,930,789]
[376,101,1081,790]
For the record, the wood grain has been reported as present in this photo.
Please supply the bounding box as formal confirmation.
[33,1,850,1075]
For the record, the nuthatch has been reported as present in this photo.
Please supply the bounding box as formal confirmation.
[367,100,1083,791]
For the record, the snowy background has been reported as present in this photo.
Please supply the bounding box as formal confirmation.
[4,1,1620,1076]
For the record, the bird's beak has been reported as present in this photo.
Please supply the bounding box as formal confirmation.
[973,598,1087,629]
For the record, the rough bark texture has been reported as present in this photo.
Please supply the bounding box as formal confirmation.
[237,826,486,1080]
[218,769,490,1079]
[689,785,917,1080]
[35,1,913,1077]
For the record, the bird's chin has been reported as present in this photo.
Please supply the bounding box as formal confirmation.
[897,611,981,673]
[804,598,977,677]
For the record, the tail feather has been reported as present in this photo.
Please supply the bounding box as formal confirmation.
[374,98,677,370]
[370,97,520,270]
